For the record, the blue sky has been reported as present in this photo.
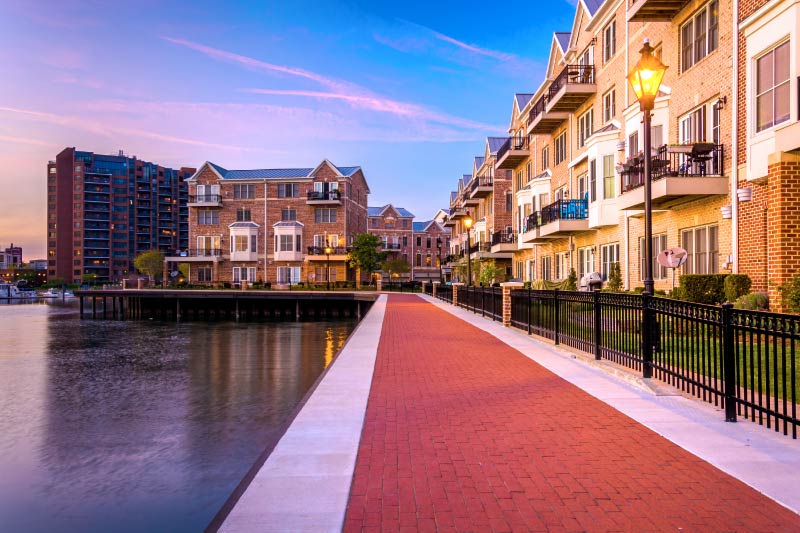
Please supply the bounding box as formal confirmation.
[0,0,577,257]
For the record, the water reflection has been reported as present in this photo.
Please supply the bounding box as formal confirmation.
[0,303,355,532]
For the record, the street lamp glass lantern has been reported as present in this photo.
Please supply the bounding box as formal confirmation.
[324,245,333,255]
[463,216,473,230]
[628,40,667,111]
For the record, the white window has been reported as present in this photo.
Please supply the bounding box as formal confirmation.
[554,132,567,165]
[231,235,250,253]
[589,159,597,202]
[756,41,790,132]
[555,252,570,280]
[603,89,615,123]
[681,1,719,71]
[541,256,552,281]
[603,19,616,63]
[681,225,719,274]
[197,266,213,282]
[277,266,301,284]
[232,267,257,283]
[577,172,588,201]
[600,243,620,281]
[313,234,338,248]
[639,234,668,280]
[275,234,295,252]
[578,246,594,278]
[603,155,615,199]
[628,132,639,157]
[578,109,593,148]
[197,236,220,255]
[197,210,218,225]
[541,146,550,170]
[315,208,337,222]
[526,260,535,281]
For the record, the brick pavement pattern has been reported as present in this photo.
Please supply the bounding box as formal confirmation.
[343,295,800,532]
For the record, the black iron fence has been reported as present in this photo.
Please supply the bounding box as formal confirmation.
[457,288,798,438]
[436,284,453,303]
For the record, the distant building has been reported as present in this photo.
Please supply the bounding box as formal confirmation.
[0,244,22,269]
[367,204,415,281]
[166,159,369,285]
[411,218,451,282]
[47,148,195,283]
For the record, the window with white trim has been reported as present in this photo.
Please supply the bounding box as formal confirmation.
[639,234,668,280]
[314,208,337,223]
[603,19,616,63]
[232,267,257,283]
[603,155,615,199]
[555,252,570,280]
[554,131,567,165]
[589,159,597,202]
[681,224,718,274]
[197,236,220,255]
[277,266,301,284]
[578,246,594,278]
[600,243,619,281]
[197,210,218,225]
[756,41,790,132]
[541,256,552,281]
[277,183,299,198]
[681,1,719,71]
[578,109,593,148]
[603,88,615,123]
[541,145,550,170]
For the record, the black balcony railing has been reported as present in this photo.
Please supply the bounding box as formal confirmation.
[306,246,350,255]
[170,249,222,257]
[524,213,541,232]
[491,231,516,246]
[469,174,493,194]
[188,194,221,203]
[621,143,725,194]
[497,136,530,162]
[307,190,341,201]
[540,198,589,225]
[528,94,548,123]
[548,64,595,100]
[382,243,402,251]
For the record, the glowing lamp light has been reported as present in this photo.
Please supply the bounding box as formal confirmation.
[463,215,473,230]
[627,39,667,111]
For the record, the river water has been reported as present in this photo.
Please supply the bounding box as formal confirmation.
[0,301,356,532]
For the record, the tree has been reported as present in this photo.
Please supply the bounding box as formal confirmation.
[347,233,387,283]
[565,268,578,291]
[134,250,165,281]
[478,261,503,286]
[606,262,623,292]
[383,258,411,280]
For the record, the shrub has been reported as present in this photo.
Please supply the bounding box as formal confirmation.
[523,281,531,289]
[724,274,752,302]
[778,276,800,313]
[631,286,645,294]
[670,286,686,300]
[734,292,769,311]
[565,268,578,291]
[678,274,728,304]
[606,262,623,292]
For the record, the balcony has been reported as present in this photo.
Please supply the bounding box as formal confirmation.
[188,194,222,207]
[490,231,517,253]
[618,143,728,210]
[521,199,589,242]
[627,0,689,21]
[165,249,222,262]
[546,64,596,113]
[468,175,493,199]
[306,190,342,205]
[305,246,350,261]
[496,137,529,170]
[527,95,569,134]
[382,243,402,252]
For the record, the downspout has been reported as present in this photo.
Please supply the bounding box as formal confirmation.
[624,14,630,290]
[263,181,268,284]
[731,0,740,273]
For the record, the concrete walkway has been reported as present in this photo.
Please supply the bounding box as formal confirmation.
[221,293,800,532]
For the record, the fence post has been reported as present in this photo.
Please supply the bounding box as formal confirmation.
[501,282,523,328]
[641,293,653,379]
[376,277,383,292]
[593,289,602,360]
[722,303,737,423]
[481,288,486,317]
[452,283,462,307]
[527,287,532,335]
[554,288,560,345]
[432,281,439,299]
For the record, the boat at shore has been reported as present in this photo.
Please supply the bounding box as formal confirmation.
[39,287,75,299]
[0,281,37,300]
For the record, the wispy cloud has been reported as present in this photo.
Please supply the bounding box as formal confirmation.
[163,37,501,133]
[427,28,517,63]
[0,134,57,147]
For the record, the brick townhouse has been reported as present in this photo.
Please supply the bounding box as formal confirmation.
[446,0,757,297]
[411,215,451,283]
[166,159,369,286]
[367,204,415,282]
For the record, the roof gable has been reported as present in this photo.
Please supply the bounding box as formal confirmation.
[309,159,343,179]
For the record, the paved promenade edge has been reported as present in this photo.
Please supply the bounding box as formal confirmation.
[219,294,387,533]
[420,294,800,515]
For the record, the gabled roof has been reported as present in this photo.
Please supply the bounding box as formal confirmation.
[473,157,484,172]
[450,191,457,202]
[228,221,260,228]
[555,32,571,54]
[367,204,414,218]
[273,221,305,228]
[412,221,431,232]
[515,93,534,111]
[487,137,508,154]
[189,160,361,181]
[581,0,604,17]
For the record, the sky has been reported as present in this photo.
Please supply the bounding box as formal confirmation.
[0,0,578,259]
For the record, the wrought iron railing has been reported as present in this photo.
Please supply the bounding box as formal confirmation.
[621,144,725,194]
[457,286,503,322]
[497,136,530,162]
[170,249,222,257]
[528,94,548,124]
[491,231,516,246]
[306,246,350,255]
[188,194,221,203]
[468,174,493,194]
[538,199,588,225]
[436,284,453,303]
[548,64,595,100]
[307,190,341,201]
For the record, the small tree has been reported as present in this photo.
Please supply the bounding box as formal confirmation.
[134,250,165,281]
[478,261,503,286]
[347,233,387,284]
[565,268,578,291]
[779,275,800,313]
[382,258,411,281]
[606,262,623,292]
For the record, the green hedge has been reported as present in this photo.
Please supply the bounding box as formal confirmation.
[724,274,752,302]
[678,274,728,304]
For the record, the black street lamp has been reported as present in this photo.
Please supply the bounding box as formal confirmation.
[324,241,333,291]
[463,214,473,286]
[628,38,667,297]
[436,236,442,282]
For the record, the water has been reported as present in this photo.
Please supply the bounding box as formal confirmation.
[0,301,356,532]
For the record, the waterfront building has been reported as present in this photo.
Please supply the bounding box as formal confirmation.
[445,0,743,296]
[411,217,451,283]
[736,0,800,307]
[168,159,369,285]
[367,204,414,282]
[0,244,22,269]
[47,148,194,284]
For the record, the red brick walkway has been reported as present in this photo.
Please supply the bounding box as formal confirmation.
[343,295,800,532]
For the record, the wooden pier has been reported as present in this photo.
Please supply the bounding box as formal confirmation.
[75,290,378,322]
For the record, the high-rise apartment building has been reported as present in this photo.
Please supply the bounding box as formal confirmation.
[47,147,195,283]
